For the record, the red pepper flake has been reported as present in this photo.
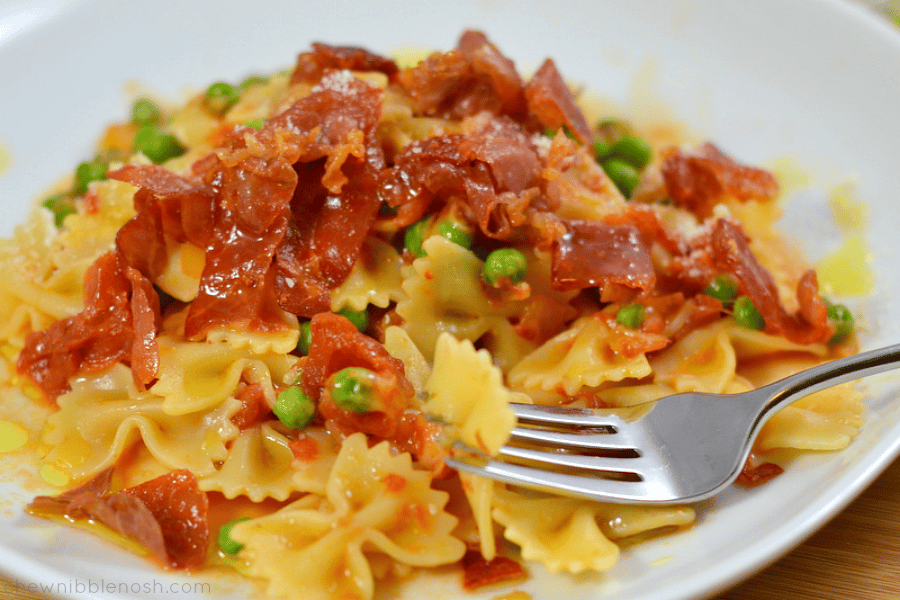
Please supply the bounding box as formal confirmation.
[382,473,407,494]
[289,436,320,463]
[735,457,784,488]
[230,383,270,430]
[462,550,527,591]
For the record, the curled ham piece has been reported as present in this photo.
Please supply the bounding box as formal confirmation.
[397,30,526,119]
[17,252,160,400]
[302,313,414,439]
[709,219,831,344]
[270,73,385,317]
[110,164,216,281]
[290,42,398,85]
[661,142,779,218]
[379,117,543,239]
[28,469,209,570]
[551,220,656,295]
[523,58,593,144]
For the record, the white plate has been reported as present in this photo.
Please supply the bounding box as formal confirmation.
[1,1,900,599]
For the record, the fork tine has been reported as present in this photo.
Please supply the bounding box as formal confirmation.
[498,445,649,477]
[509,425,638,452]
[445,454,656,503]
[510,403,625,429]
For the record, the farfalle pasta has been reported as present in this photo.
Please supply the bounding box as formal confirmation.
[1,30,865,600]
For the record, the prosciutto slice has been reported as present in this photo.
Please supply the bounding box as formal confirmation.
[551,220,656,294]
[17,252,160,399]
[661,142,779,218]
[29,469,209,570]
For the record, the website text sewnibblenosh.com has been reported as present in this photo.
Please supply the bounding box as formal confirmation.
[4,577,212,596]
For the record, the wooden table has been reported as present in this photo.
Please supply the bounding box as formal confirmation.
[717,455,900,600]
[2,455,898,600]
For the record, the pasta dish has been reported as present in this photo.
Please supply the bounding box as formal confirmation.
[0,31,863,599]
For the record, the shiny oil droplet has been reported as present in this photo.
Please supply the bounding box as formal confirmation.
[39,463,70,487]
[0,420,28,453]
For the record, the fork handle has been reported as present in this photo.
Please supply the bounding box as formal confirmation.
[760,341,900,415]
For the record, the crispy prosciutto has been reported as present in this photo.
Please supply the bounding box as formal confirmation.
[523,58,593,144]
[191,72,385,333]
[378,117,543,238]
[17,252,160,400]
[290,42,398,85]
[28,469,209,570]
[661,142,779,218]
[111,165,216,280]
[551,220,656,295]
[461,550,527,591]
[397,30,526,119]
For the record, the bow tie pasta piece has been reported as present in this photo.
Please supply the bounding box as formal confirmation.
[397,235,536,369]
[648,321,737,394]
[41,364,242,485]
[0,213,99,353]
[737,354,864,453]
[424,332,517,456]
[381,325,432,394]
[330,236,405,313]
[150,335,298,415]
[197,423,296,502]
[204,321,301,355]
[492,491,620,574]
[650,320,830,395]
[0,174,144,358]
[508,314,653,397]
[229,433,465,600]
[491,487,695,575]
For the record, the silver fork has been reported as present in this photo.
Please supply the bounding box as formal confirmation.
[446,342,900,504]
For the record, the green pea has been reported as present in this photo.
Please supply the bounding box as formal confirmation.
[601,157,640,197]
[733,296,765,330]
[297,321,312,355]
[826,301,855,345]
[244,118,265,130]
[593,139,611,161]
[42,193,76,227]
[436,220,472,249]
[595,118,631,141]
[610,134,653,169]
[616,303,646,329]
[74,159,108,194]
[705,275,739,306]
[483,248,528,287]
[218,517,253,556]
[404,217,431,258]
[204,81,240,114]
[329,367,378,413]
[134,126,186,164]
[130,98,162,126]
[273,385,316,430]
[337,306,369,332]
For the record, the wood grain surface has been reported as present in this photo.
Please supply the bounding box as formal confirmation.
[2,455,898,600]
